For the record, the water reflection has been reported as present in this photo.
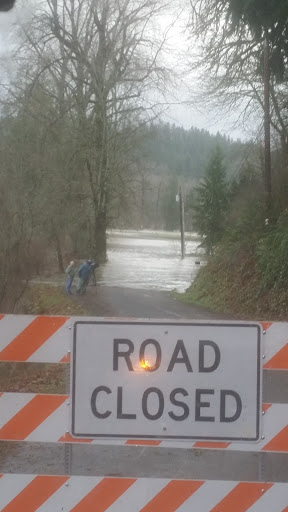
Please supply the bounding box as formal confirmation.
[98,230,204,292]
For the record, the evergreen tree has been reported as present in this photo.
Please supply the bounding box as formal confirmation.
[203,0,288,80]
[228,0,288,79]
[193,147,228,254]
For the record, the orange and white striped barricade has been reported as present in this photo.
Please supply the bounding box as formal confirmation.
[0,475,288,511]
[0,393,288,452]
[0,316,288,511]
[0,316,287,368]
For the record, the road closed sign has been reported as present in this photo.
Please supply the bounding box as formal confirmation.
[71,321,262,441]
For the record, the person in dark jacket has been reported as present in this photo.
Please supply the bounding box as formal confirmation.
[88,261,99,286]
[76,260,92,295]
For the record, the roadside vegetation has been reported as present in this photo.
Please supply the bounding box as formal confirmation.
[183,0,288,321]
[183,180,288,320]
[182,133,288,320]
[183,241,288,321]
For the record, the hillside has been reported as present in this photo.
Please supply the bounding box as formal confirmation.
[136,123,253,180]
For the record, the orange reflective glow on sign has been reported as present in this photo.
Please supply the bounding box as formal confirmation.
[140,359,153,370]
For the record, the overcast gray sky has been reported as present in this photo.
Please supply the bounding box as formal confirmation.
[0,2,252,141]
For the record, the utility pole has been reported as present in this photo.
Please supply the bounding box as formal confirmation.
[179,186,185,259]
[263,35,272,219]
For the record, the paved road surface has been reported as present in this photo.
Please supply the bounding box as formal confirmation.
[78,285,236,320]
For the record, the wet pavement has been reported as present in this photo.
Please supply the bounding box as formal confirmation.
[81,286,235,320]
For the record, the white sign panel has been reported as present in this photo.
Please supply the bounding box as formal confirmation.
[71,321,261,441]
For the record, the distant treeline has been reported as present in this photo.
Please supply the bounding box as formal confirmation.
[114,122,260,232]
[136,123,254,180]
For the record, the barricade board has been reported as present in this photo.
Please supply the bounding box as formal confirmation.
[0,475,288,511]
[0,316,287,369]
[0,393,287,451]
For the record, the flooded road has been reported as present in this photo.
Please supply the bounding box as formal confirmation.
[98,230,204,293]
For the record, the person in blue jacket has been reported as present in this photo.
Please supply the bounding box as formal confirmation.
[76,260,92,295]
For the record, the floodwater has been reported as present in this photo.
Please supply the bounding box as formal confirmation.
[98,230,205,293]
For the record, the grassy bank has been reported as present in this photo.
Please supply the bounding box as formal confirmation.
[16,283,87,316]
[180,251,288,321]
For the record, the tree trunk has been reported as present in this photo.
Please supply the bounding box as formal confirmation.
[280,133,288,171]
[263,35,272,218]
[93,212,107,263]
[55,235,64,272]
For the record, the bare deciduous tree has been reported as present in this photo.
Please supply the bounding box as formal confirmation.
[13,0,172,261]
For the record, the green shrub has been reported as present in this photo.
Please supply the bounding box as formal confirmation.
[257,210,288,289]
